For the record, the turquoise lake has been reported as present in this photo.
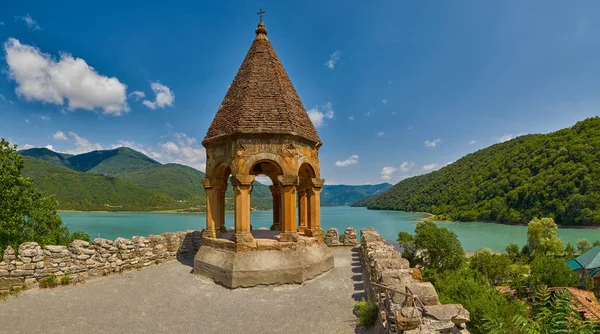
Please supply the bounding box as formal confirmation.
[59,206,600,252]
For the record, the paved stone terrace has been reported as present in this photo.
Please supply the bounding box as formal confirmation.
[0,248,366,334]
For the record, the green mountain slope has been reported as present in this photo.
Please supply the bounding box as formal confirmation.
[368,117,600,226]
[351,193,381,207]
[22,156,186,211]
[321,183,392,206]
[18,148,73,168]
[69,147,160,175]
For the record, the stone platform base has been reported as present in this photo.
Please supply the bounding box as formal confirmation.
[193,236,334,288]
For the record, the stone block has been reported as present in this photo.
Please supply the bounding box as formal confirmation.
[324,228,341,246]
[405,282,439,306]
[256,239,280,251]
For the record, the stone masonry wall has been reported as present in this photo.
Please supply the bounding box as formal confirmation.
[324,227,358,247]
[0,230,203,293]
[360,228,470,334]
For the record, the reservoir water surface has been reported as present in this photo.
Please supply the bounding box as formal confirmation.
[59,206,600,252]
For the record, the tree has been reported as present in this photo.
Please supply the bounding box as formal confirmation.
[565,242,576,258]
[0,139,89,253]
[469,249,513,285]
[411,220,464,271]
[526,217,564,256]
[577,238,592,254]
[530,256,579,288]
[505,243,520,261]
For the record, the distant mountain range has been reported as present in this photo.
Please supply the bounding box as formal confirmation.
[19,147,389,212]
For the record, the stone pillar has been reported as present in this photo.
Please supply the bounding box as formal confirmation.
[217,185,227,233]
[269,185,281,231]
[306,178,325,238]
[278,175,298,242]
[201,179,218,238]
[297,189,308,233]
[231,175,255,243]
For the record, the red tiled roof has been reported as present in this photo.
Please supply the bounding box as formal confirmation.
[203,21,321,145]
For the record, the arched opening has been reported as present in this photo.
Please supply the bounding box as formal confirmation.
[249,160,284,233]
[297,163,316,233]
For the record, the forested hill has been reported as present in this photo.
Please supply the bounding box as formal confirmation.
[368,117,600,226]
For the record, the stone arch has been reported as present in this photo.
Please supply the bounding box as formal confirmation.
[249,159,284,184]
[298,162,317,179]
[241,152,294,176]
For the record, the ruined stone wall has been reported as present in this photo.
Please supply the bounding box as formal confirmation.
[324,227,358,246]
[359,228,470,334]
[0,230,203,293]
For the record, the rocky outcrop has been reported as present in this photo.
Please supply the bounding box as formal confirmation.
[0,230,203,293]
[360,228,470,333]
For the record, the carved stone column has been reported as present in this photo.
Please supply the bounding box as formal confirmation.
[217,185,227,233]
[297,189,308,233]
[305,178,325,238]
[269,185,281,231]
[231,175,255,243]
[278,175,298,242]
[201,178,218,238]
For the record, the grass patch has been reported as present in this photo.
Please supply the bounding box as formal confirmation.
[354,297,379,328]
[60,275,73,286]
[0,283,26,301]
[39,274,59,289]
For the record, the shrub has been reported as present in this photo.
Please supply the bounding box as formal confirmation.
[39,275,58,288]
[527,217,564,256]
[354,297,378,328]
[577,238,592,254]
[60,275,73,286]
[469,249,512,285]
[413,221,464,271]
[505,243,520,261]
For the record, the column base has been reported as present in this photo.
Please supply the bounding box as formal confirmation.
[305,228,324,238]
[202,229,217,238]
[231,232,255,243]
[220,225,227,233]
[279,232,299,242]
[270,223,282,231]
[297,225,307,233]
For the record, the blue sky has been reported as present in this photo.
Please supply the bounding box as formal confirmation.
[1,1,600,185]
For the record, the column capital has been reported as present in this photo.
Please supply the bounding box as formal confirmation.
[277,175,298,186]
[269,185,281,194]
[309,178,325,188]
[201,178,217,189]
[231,174,255,188]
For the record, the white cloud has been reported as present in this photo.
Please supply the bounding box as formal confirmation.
[160,141,180,155]
[24,118,30,123]
[381,99,388,105]
[45,144,54,150]
[423,163,438,171]
[66,132,103,154]
[39,115,50,121]
[425,138,441,148]
[52,131,68,141]
[4,38,129,115]
[23,144,33,149]
[0,21,4,26]
[348,116,354,120]
[496,134,514,143]
[325,50,341,70]
[376,132,385,137]
[391,111,396,115]
[165,122,173,128]
[128,91,145,101]
[469,140,477,145]
[17,14,41,31]
[0,94,5,101]
[399,162,414,173]
[335,154,359,167]
[142,82,174,109]
[307,102,334,127]
[381,167,397,180]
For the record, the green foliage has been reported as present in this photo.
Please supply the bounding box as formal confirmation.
[397,231,414,244]
[511,256,578,296]
[526,217,564,256]
[354,297,378,328]
[565,242,576,257]
[506,243,520,261]
[60,275,73,286]
[425,268,528,334]
[368,117,600,226]
[39,275,58,288]
[469,249,513,285]
[511,286,597,333]
[577,238,592,254]
[412,221,464,271]
[0,139,85,253]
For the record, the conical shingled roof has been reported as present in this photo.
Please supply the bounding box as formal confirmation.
[203,20,321,145]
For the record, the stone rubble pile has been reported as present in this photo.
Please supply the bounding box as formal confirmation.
[0,230,203,293]
[360,228,470,334]
[324,227,359,247]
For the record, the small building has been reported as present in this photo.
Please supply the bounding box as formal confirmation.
[566,246,600,286]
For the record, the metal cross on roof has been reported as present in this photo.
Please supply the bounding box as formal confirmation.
[257,8,265,22]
